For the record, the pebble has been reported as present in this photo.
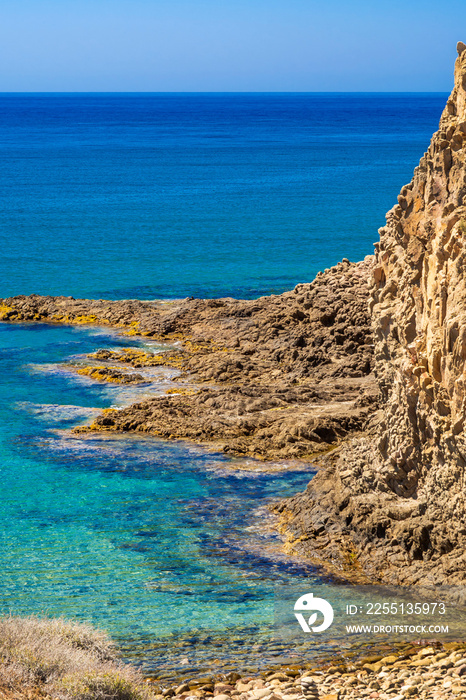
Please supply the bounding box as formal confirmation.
[176,685,190,695]
[251,690,270,699]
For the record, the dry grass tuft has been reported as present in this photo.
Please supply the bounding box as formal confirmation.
[0,616,153,700]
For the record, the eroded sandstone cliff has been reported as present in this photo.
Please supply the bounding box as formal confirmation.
[277,42,466,585]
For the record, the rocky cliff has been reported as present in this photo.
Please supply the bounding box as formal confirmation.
[276,42,466,585]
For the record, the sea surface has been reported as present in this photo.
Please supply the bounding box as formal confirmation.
[0,93,450,675]
[0,92,448,299]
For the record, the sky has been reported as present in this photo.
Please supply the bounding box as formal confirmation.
[0,0,464,92]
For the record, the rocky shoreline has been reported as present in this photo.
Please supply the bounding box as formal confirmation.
[0,258,378,586]
[1,620,464,700]
[148,643,466,700]
[0,255,376,463]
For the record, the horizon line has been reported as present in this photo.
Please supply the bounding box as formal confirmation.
[0,90,451,95]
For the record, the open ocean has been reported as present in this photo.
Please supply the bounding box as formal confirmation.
[0,93,448,675]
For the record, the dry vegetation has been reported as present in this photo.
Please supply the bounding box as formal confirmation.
[0,616,153,700]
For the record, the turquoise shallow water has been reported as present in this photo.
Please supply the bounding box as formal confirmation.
[0,94,455,674]
[0,322,328,675]
[3,325,461,678]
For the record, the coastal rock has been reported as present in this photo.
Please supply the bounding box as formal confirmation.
[300,677,319,699]
[1,257,376,461]
[74,365,146,384]
[277,44,466,584]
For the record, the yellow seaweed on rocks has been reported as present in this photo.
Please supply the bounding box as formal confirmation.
[75,365,145,384]
[151,354,185,369]
[49,313,109,326]
[87,347,186,370]
[123,321,141,336]
[73,423,103,433]
[119,348,154,363]
[121,350,186,370]
[73,315,109,325]
[0,305,15,320]
[165,388,199,396]
[76,366,127,383]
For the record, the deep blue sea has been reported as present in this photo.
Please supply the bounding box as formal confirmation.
[0,92,447,299]
[0,94,449,675]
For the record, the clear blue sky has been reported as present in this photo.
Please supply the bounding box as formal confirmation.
[0,0,463,91]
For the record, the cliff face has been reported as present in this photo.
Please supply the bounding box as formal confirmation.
[371,41,466,573]
[277,43,466,585]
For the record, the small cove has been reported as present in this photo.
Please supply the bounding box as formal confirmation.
[1,93,457,677]
[2,322,464,679]
[0,322,325,676]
